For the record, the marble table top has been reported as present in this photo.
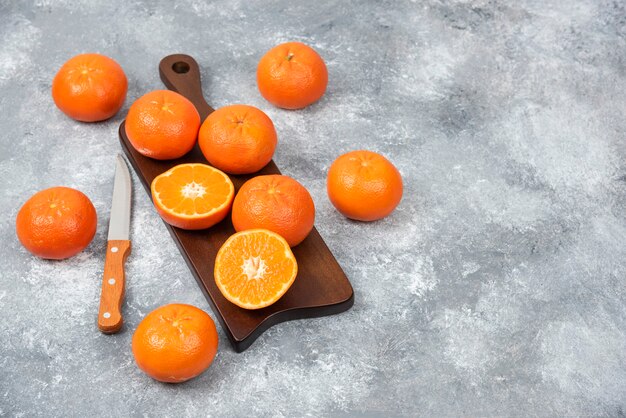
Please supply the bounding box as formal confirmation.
[1,0,625,416]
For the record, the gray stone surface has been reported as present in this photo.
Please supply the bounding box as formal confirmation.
[1,0,626,416]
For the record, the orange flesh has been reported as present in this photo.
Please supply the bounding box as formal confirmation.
[152,164,233,217]
[215,229,297,309]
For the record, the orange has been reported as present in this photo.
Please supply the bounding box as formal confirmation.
[257,42,328,109]
[231,175,315,247]
[52,53,127,122]
[16,187,97,259]
[215,229,298,309]
[198,105,277,175]
[132,303,218,383]
[151,163,234,230]
[125,90,200,160]
[327,150,403,221]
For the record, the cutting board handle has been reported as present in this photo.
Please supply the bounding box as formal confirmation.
[159,54,214,120]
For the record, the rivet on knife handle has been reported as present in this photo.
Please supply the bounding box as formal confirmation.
[98,240,131,333]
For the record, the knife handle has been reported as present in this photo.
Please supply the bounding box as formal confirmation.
[98,240,131,334]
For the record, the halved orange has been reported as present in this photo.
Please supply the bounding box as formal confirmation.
[151,163,234,230]
[214,229,298,309]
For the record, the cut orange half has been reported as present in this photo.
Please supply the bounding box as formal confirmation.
[151,163,235,230]
[214,229,298,309]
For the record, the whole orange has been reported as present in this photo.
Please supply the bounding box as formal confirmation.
[132,304,218,383]
[16,187,97,259]
[52,53,127,122]
[125,90,200,160]
[198,104,277,175]
[232,175,315,247]
[327,150,403,221]
[257,42,328,109]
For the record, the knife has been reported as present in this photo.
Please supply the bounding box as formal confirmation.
[98,154,132,334]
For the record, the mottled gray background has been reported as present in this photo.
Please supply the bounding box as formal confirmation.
[1,0,626,416]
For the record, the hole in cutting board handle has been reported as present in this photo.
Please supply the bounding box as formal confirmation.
[172,61,190,74]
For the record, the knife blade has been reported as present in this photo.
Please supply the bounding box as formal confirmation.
[97,154,132,334]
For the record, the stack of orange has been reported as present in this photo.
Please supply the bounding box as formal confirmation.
[25,44,404,384]
[119,41,403,317]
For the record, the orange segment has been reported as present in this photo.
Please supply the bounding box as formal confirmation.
[214,229,298,309]
[151,163,234,230]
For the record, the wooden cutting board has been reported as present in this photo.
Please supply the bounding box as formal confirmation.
[119,54,354,352]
